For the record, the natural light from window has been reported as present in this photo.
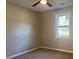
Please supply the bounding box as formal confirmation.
[56,13,70,38]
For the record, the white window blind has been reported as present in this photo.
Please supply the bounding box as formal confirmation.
[56,13,70,38]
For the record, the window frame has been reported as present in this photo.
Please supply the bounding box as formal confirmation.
[55,13,70,39]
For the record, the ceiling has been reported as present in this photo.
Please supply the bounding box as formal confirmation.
[7,0,73,12]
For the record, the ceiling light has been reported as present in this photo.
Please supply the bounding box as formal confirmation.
[40,0,47,5]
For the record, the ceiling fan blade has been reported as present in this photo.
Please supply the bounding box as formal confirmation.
[32,1,40,7]
[47,2,52,7]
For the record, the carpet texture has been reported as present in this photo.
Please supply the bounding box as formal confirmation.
[12,48,73,59]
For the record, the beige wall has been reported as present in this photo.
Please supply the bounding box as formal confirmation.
[40,7,73,51]
[6,3,39,57]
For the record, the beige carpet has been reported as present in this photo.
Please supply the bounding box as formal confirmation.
[12,48,73,59]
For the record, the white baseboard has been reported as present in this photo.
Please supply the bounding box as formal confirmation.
[7,47,73,59]
[38,47,73,53]
[7,47,39,59]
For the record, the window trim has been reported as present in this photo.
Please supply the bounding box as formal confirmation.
[55,13,70,39]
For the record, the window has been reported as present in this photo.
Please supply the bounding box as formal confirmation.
[56,13,70,38]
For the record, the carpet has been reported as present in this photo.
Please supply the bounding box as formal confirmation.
[12,48,73,59]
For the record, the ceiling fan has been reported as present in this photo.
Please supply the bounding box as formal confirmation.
[32,0,52,7]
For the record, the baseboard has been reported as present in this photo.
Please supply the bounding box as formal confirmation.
[7,47,39,59]
[38,47,73,53]
[7,47,73,59]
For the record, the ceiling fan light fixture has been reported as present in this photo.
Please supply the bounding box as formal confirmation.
[40,0,47,5]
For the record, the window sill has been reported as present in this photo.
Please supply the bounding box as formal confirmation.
[56,37,70,39]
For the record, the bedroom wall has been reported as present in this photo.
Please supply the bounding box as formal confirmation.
[40,7,73,51]
[6,2,39,57]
